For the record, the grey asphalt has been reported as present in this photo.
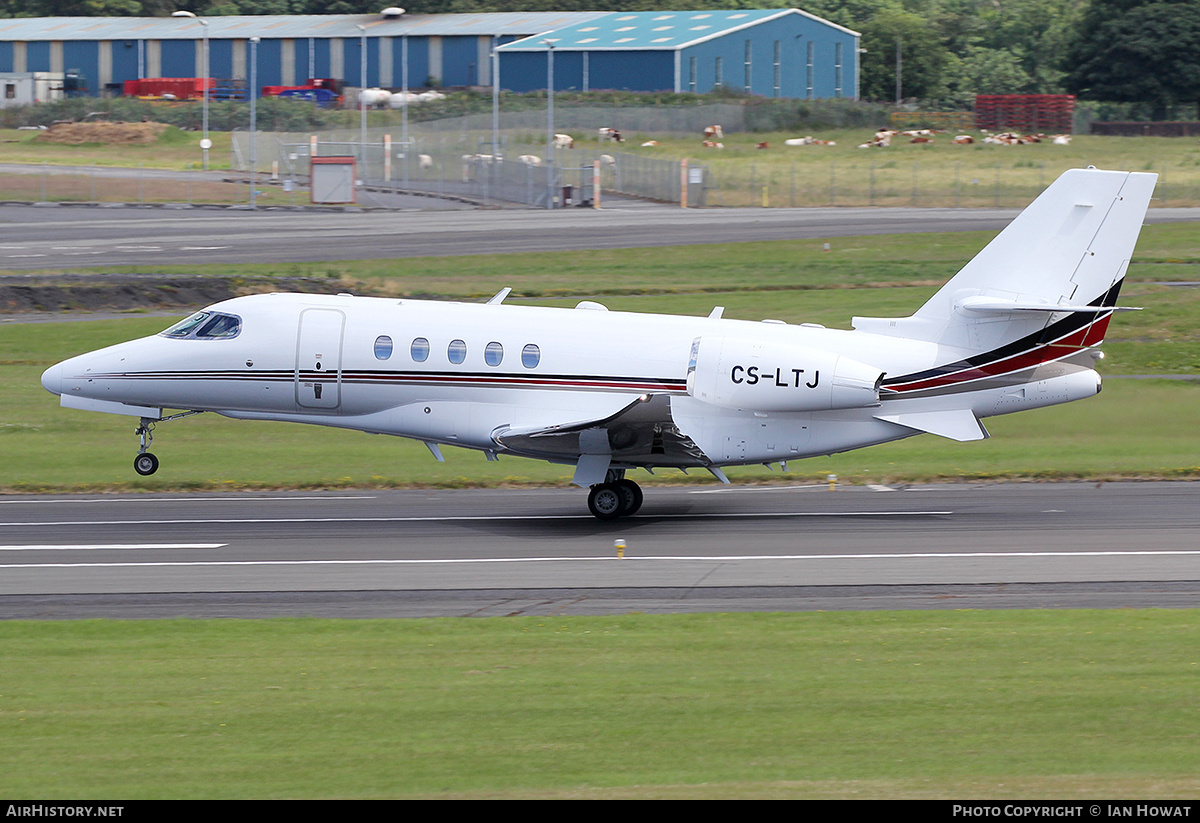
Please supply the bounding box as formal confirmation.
[2,195,1197,271]
[1,482,1197,617]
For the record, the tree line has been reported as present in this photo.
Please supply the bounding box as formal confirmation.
[3,0,1197,117]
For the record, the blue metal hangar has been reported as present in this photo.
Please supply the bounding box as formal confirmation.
[497,9,859,100]
[0,8,858,100]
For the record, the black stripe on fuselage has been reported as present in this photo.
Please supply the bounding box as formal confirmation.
[883,281,1121,388]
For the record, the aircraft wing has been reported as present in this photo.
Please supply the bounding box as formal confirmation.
[493,393,704,470]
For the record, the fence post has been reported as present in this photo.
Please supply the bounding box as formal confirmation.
[593,160,601,209]
[681,159,688,208]
[384,134,392,183]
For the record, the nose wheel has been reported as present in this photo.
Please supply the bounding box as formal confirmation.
[587,478,643,520]
[134,451,159,476]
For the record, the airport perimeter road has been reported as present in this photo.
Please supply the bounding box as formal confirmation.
[2,202,1198,270]
[1,481,1198,618]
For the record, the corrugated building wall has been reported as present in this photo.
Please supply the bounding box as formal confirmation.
[0,10,856,100]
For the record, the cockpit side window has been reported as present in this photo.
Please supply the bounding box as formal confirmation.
[160,311,242,340]
[197,313,241,338]
[161,312,211,338]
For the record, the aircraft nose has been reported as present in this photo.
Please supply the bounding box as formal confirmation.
[41,361,63,396]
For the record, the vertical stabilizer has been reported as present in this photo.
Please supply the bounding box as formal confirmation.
[853,168,1156,355]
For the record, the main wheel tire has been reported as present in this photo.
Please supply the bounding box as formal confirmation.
[133,452,159,476]
[615,479,643,516]
[587,483,623,520]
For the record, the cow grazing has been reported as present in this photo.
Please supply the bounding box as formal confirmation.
[703,125,724,140]
[784,136,837,147]
[553,133,574,149]
[598,127,623,143]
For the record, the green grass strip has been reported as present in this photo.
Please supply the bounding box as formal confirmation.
[1,611,1197,799]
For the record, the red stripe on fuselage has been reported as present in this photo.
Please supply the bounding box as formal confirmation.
[886,318,1103,394]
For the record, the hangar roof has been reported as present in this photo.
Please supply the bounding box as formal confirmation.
[0,12,609,42]
[495,8,858,52]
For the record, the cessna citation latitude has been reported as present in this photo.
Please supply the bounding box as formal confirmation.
[42,167,1154,519]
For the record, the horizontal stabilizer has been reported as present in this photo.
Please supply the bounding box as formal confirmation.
[874,409,989,442]
[956,297,1141,314]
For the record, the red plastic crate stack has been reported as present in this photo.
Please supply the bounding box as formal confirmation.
[122,78,215,100]
[975,95,1075,133]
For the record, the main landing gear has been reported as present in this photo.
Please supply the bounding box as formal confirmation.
[587,474,643,520]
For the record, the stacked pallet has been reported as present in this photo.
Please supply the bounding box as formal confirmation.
[975,95,1075,133]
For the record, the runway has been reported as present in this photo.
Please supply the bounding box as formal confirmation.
[2,200,1198,270]
[2,481,1197,618]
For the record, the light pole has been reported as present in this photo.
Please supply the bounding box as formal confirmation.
[357,24,367,183]
[544,40,554,210]
[249,35,259,209]
[401,34,409,149]
[172,11,210,171]
[200,18,209,170]
[491,37,499,163]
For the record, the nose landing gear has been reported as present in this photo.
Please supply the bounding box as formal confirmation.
[134,418,159,476]
[131,411,206,476]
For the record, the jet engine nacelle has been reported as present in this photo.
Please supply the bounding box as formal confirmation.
[686,336,884,412]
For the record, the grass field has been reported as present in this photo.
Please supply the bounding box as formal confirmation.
[2,611,1198,799]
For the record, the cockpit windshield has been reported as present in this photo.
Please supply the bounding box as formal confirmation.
[160,311,242,340]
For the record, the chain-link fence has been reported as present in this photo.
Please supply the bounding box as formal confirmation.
[238,125,711,208]
[5,99,1200,208]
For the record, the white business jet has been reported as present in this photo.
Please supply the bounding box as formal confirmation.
[42,167,1154,519]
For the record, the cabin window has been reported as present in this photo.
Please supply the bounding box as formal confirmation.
[410,337,429,362]
[447,339,467,365]
[484,342,503,366]
[374,335,393,360]
[521,344,540,369]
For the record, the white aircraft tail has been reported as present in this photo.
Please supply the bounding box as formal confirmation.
[853,167,1156,391]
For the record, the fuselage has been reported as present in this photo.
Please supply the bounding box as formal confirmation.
[42,291,1101,471]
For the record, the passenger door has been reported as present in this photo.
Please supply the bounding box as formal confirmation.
[296,308,345,410]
